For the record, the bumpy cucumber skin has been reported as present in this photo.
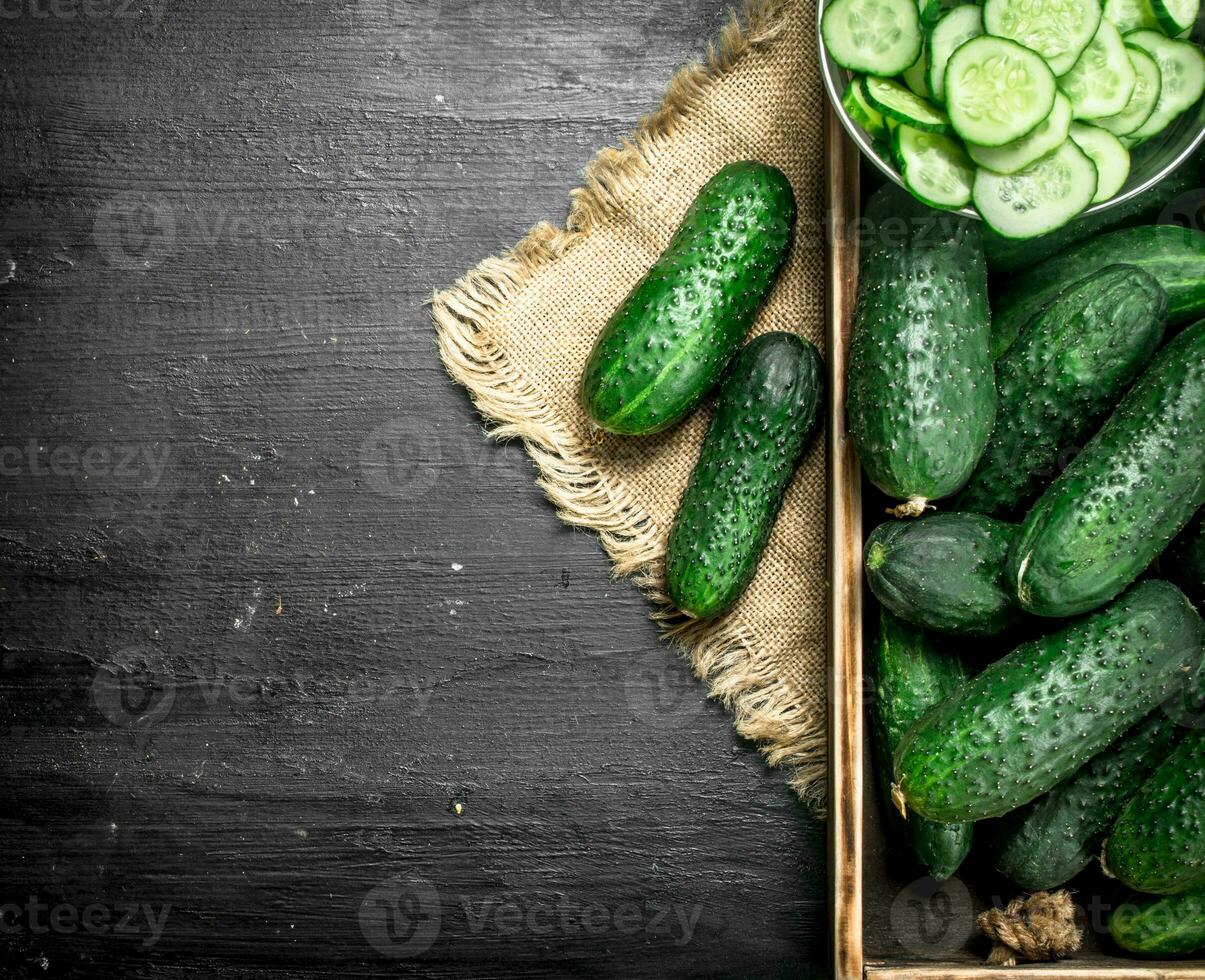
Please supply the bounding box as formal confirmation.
[1008,321,1205,618]
[865,513,1021,635]
[1106,729,1205,895]
[847,184,995,509]
[993,709,1184,891]
[956,265,1168,517]
[1111,890,1205,957]
[580,162,795,435]
[893,580,1204,823]
[1167,506,1205,607]
[870,610,972,880]
[982,161,1200,274]
[991,225,1205,360]
[665,333,822,619]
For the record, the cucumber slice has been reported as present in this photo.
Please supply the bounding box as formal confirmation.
[1059,20,1138,119]
[966,93,1073,173]
[1151,0,1200,37]
[1090,47,1163,136]
[927,5,984,103]
[844,75,889,137]
[893,125,976,208]
[972,139,1098,239]
[1126,32,1205,141]
[983,0,1102,75]
[1068,122,1131,202]
[902,49,933,98]
[944,36,1058,145]
[864,76,951,131]
[822,0,923,75]
[1103,0,1160,33]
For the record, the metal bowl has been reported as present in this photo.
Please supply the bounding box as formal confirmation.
[818,1,1205,220]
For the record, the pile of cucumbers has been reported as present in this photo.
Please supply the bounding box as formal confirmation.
[852,180,1205,958]
[579,161,823,620]
[821,0,1205,237]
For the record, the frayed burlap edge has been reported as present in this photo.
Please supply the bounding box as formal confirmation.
[432,0,826,810]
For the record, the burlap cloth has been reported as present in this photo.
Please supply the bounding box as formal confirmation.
[434,0,829,807]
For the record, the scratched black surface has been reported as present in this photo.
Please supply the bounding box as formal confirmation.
[0,1,827,977]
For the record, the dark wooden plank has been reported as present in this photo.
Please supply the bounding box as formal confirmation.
[0,1,826,976]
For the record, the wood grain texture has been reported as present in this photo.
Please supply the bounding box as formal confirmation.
[0,2,826,976]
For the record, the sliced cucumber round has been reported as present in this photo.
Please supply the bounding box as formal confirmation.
[1103,0,1160,33]
[1126,31,1205,141]
[1151,0,1200,38]
[902,49,933,99]
[966,92,1072,173]
[893,125,975,208]
[1090,46,1163,136]
[972,139,1098,239]
[983,0,1102,75]
[927,5,984,103]
[1059,20,1138,119]
[1068,122,1131,202]
[944,36,1057,145]
[843,75,889,137]
[865,76,951,131]
[822,0,924,75]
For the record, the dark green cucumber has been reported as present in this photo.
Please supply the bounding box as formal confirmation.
[983,160,1201,274]
[1167,507,1205,607]
[870,610,972,880]
[847,183,995,516]
[1105,729,1205,895]
[580,162,795,435]
[892,580,1204,823]
[1008,321,1205,619]
[864,513,1021,636]
[1111,890,1205,957]
[993,709,1184,892]
[991,225,1205,360]
[956,265,1168,517]
[665,333,822,619]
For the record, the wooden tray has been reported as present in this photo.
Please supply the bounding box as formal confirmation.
[822,103,1205,980]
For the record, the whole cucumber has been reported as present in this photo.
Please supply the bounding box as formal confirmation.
[1105,729,1205,895]
[991,225,1205,360]
[892,580,1203,823]
[580,162,795,435]
[870,610,972,880]
[1008,321,1205,618]
[1111,890,1205,957]
[847,183,995,517]
[993,709,1184,892]
[956,265,1168,517]
[1167,506,1204,607]
[666,332,822,619]
[864,513,1021,636]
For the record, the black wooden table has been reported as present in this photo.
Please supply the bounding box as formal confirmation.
[0,1,826,977]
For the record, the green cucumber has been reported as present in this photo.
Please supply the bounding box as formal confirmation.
[893,126,975,210]
[1167,506,1205,606]
[993,709,1184,891]
[844,76,889,138]
[822,0,924,75]
[1068,123,1130,204]
[991,224,1205,360]
[944,36,1057,146]
[965,94,1073,176]
[870,610,972,880]
[981,159,1200,273]
[1111,891,1205,957]
[927,4,983,103]
[1059,19,1137,120]
[972,139,1098,241]
[580,162,795,435]
[955,265,1167,517]
[1008,321,1205,618]
[1092,46,1162,138]
[665,333,822,619]
[892,579,1204,823]
[865,513,1021,635]
[983,0,1102,75]
[847,184,995,515]
[1105,729,1205,895]
[1103,0,1160,34]
[1126,31,1205,143]
[864,76,950,132]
